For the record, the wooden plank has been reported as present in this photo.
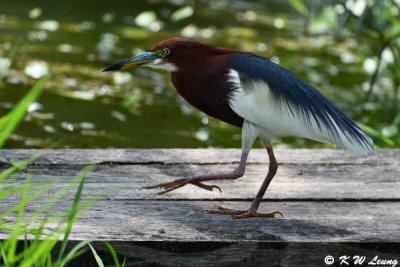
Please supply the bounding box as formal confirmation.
[1,164,398,200]
[0,150,398,200]
[1,149,399,246]
[0,148,399,165]
[2,200,400,242]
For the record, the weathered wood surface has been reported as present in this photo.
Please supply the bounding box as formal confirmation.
[1,149,399,243]
[0,149,399,200]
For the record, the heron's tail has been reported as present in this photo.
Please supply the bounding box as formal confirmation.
[330,117,374,156]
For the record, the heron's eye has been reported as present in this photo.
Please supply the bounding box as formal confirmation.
[160,48,170,57]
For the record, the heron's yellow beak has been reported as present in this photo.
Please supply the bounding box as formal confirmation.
[103,52,157,71]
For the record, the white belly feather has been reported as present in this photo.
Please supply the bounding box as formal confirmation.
[227,69,373,155]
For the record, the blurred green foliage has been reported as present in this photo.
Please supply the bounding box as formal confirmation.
[288,0,400,147]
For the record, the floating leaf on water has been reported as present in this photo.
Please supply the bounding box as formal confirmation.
[201,26,216,39]
[113,72,132,85]
[31,112,54,120]
[24,60,49,79]
[135,11,157,28]
[28,7,42,19]
[70,91,95,100]
[303,57,319,67]
[24,139,41,147]
[86,54,96,62]
[181,24,198,38]
[0,102,13,109]
[63,78,78,88]
[27,31,47,41]
[80,122,96,129]
[340,52,358,64]
[111,110,126,121]
[237,11,257,21]
[96,33,119,61]
[153,86,163,94]
[150,21,164,32]
[270,56,280,64]
[274,18,285,29]
[44,125,56,133]
[257,43,267,52]
[171,6,194,22]
[180,101,194,115]
[328,65,338,75]
[102,13,114,23]
[37,20,60,31]
[75,21,96,32]
[61,122,74,131]
[194,129,209,141]
[58,44,73,53]
[118,27,148,40]
[28,102,42,112]
[122,95,144,108]
[226,27,256,38]
[6,73,28,84]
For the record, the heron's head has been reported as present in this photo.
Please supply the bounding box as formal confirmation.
[103,38,218,73]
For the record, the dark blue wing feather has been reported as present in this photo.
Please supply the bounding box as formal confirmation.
[230,53,373,152]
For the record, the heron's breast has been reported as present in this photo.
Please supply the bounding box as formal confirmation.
[171,70,243,127]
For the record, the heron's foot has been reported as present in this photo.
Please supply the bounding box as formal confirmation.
[141,178,222,195]
[204,205,283,219]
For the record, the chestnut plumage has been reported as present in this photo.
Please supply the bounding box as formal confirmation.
[104,38,374,218]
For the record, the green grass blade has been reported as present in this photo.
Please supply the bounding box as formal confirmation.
[19,238,58,267]
[0,183,54,223]
[0,77,47,148]
[0,153,41,184]
[0,180,57,203]
[57,165,94,262]
[89,243,104,267]
[24,171,87,229]
[103,241,120,267]
[0,243,7,265]
[5,174,30,264]
[58,239,94,266]
[358,122,395,147]
[0,35,23,84]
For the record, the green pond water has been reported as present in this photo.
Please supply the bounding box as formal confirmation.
[0,0,393,149]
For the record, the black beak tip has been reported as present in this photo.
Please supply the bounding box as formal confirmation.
[103,61,125,72]
[103,66,118,72]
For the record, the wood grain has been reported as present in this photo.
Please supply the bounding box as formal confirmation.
[1,149,399,247]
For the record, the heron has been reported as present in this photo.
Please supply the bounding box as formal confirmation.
[104,38,374,219]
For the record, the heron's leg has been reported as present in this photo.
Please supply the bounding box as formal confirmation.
[142,121,258,195]
[142,152,248,194]
[205,145,282,219]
